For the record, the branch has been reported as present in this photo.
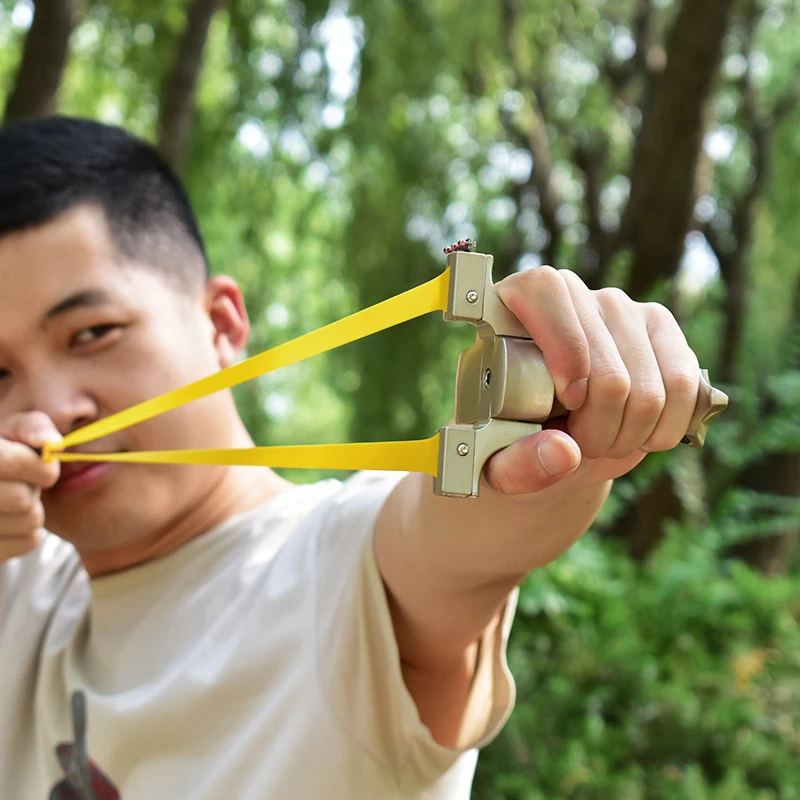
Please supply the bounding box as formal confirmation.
[158,0,227,173]
[727,6,792,252]
[524,98,562,266]
[499,0,562,265]
[601,0,658,102]
[572,137,611,285]
[3,0,76,122]
[713,4,778,387]
[698,219,727,267]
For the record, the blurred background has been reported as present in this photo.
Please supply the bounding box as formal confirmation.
[2,0,799,796]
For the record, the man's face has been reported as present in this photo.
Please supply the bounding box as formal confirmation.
[0,204,250,552]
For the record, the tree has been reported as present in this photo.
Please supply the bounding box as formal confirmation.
[4,0,76,121]
[158,0,227,172]
[3,0,800,794]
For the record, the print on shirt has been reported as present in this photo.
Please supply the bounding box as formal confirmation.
[49,691,121,800]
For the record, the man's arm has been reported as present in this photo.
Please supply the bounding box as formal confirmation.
[374,266,702,747]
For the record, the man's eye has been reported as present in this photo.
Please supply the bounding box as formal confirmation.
[72,324,120,347]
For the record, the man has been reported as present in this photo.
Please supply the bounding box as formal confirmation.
[0,117,701,798]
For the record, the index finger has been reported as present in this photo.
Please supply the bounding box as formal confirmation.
[0,411,63,450]
[0,438,60,488]
[495,266,591,410]
[0,412,62,488]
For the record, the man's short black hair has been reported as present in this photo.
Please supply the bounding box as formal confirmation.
[0,116,210,290]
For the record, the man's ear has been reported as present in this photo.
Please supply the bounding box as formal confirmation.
[203,276,250,368]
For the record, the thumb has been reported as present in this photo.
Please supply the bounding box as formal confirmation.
[483,429,581,496]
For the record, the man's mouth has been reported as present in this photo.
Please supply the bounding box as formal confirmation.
[52,449,125,493]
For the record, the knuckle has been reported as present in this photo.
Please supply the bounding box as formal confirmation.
[595,370,631,404]
[518,265,560,291]
[499,266,562,308]
[26,501,45,531]
[558,268,589,294]
[2,483,33,515]
[496,275,525,307]
[664,365,699,399]
[597,286,631,309]
[628,386,667,418]
[643,303,689,345]
[530,264,560,282]
[0,440,25,481]
[643,301,674,323]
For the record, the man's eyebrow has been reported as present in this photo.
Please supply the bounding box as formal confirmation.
[42,289,113,326]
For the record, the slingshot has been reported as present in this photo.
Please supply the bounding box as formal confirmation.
[43,242,728,497]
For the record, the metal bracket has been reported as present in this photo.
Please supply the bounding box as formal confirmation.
[434,419,542,498]
[443,251,529,339]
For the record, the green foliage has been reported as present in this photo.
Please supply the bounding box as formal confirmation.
[3,0,800,794]
[474,534,800,798]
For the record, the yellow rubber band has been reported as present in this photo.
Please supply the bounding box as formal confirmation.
[51,435,441,475]
[42,269,451,475]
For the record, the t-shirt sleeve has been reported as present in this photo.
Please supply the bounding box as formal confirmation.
[313,471,517,792]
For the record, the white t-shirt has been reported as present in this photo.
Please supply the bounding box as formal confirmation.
[0,471,517,799]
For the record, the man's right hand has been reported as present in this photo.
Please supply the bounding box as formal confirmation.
[0,412,62,561]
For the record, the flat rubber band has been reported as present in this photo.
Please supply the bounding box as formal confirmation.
[43,269,451,477]
[52,436,442,475]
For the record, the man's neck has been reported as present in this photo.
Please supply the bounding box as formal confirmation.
[81,430,293,578]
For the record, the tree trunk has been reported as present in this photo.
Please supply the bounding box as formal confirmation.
[720,271,800,574]
[604,0,735,554]
[606,470,683,560]
[621,0,735,300]
[3,0,76,122]
[158,0,226,173]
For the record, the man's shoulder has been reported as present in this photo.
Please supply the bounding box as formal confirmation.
[0,533,84,638]
[1,533,81,593]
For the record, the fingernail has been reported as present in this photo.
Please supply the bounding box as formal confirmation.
[563,378,588,411]
[537,437,580,476]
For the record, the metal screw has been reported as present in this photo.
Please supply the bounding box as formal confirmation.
[456,443,470,457]
[483,368,492,388]
[466,290,479,304]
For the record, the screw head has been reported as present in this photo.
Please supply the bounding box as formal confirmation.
[456,443,470,457]
[466,290,479,304]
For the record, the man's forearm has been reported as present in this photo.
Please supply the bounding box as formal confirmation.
[374,264,716,743]
[374,470,612,668]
